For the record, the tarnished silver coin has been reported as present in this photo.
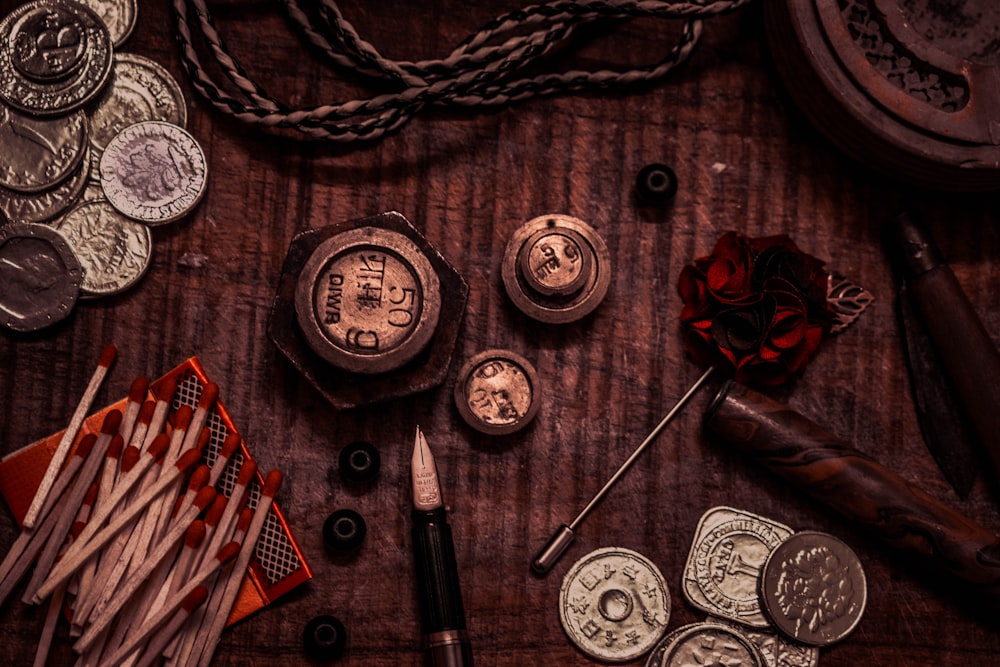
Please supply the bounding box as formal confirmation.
[760,531,867,647]
[0,0,113,115]
[87,53,187,170]
[99,120,207,225]
[0,103,87,193]
[682,507,794,628]
[711,617,819,667]
[560,547,670,663]
[75,0,137,47]
[51,199,151,297]
[0,222,81,332]
[0,146,89,223]
[645,622,765,667]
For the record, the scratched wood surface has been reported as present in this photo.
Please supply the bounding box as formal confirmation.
[2,1,1000,665]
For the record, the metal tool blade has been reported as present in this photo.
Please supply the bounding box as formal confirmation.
[897,282,979,498]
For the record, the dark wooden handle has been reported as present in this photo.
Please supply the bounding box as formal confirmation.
[703,381,1000,598]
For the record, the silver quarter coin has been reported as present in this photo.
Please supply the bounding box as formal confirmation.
[710,617,819,667]
[682,506,794,628]
[74,0,137,47]
[0,222,81,332]
[0,0,113,116]
[760,531,867,647]
[87,53,187,170]
[0,103,87,193]
[559,546,671,663]
[0,144,89,223]
[51,198,151,297]
[99,120,207,225]
[645,622,765,667]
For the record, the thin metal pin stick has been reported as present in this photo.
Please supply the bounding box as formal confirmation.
[531,365,716,574]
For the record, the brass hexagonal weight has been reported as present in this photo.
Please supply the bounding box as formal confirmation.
[268,211,468,410]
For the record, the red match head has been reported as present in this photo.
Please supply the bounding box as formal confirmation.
[128,376,149,404]
[101,410,123,435]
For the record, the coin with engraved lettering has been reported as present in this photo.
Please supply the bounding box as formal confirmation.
[710,617,819,667]
[644,622,765,667]
[98,121,207,225]
[51,199,151,297]
[0,0,113,115]
[0,146,89,223]
[87,53,187,170]
[454,349,540,435]
[0,103,87,193]
[682,507,794,627]
[759,531,867,647]
[75,0,137,47]
[560,547,670,663]
[0,222,81,332]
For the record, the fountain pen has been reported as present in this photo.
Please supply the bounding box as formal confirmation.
[411,427,473,667]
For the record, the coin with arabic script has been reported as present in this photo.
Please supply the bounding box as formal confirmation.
[644,622,765,667]
[98,120,207,225]
[0,0,113,115]
[759,531,867,647]
[0,222,81,332]
[559,547,670,663]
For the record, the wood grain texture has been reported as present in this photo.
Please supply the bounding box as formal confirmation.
[2,1,1000,665]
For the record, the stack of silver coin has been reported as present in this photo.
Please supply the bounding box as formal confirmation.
[662,506,868,667]
[0,0,206,333]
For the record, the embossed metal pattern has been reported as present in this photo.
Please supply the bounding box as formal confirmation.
[759,530,867,646]
[293,226,442,375]
[682,506,794,627]
[0,0,113,115]
[0,145,89,223]
[711,617,819,667]
[75,0,137,47]
[560,547,670,663]
[98,120,207,225]
[645,622,765,667]
[51,198,151,297]
[0,104,87,193]
[0,221,81,332]
[502,213,611,323]
[453,349,540,435]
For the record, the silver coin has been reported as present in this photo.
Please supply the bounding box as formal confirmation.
[760,530,867,647]
[0,0,113,116]
[0,145,89,223]
[0,103,88,193]
[98,120,207,225]
[0,222,81,332]
[87,52,187,171]
[51,198,151,297]
[710,617,819,667]
[559,546,671,663]
[645,622,765,667]
[74,0,137,47]
[682,507,794,628]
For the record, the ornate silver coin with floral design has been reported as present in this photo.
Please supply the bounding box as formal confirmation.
[682,507,794,628]
[87,53,187,170]
[0,0,113,115]
[710,617,819,667]
[0,104,87,193]
[644,622,765,667]
[560,547,671,663]
[759,531,867,647]
[51,199,151,297]
[0,222,81,332]
[98,120,207,225]
[0,145,90,223]
[74,0,137,47]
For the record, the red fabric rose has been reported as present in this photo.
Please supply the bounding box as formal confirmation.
[678,232,834,386]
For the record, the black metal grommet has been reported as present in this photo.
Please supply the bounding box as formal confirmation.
[635,163,678,204]
[338,440,381,484]
[323,509,367,552]
[303,614,347,661]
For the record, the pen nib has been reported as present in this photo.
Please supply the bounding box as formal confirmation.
[412,427,443,511]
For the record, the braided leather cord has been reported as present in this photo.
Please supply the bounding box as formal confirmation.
[173,0,754,142]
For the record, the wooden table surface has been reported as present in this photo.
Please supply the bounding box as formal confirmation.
[3,1,1000,665]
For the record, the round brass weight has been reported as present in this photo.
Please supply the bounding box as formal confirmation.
[294,226,441,374]
[501,214,611,323]
[454,349,540,436]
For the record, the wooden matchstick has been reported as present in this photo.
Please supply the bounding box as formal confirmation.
[33,581,66,667]
[193,471,283,667]
[34,448,202,603]
[207,431,241,488]
[179,383,218,457]
[119,377,149,450]
[23,344,117,529]
[94,543,240,667]
[141,375,177,451]
[130,587,210,667]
